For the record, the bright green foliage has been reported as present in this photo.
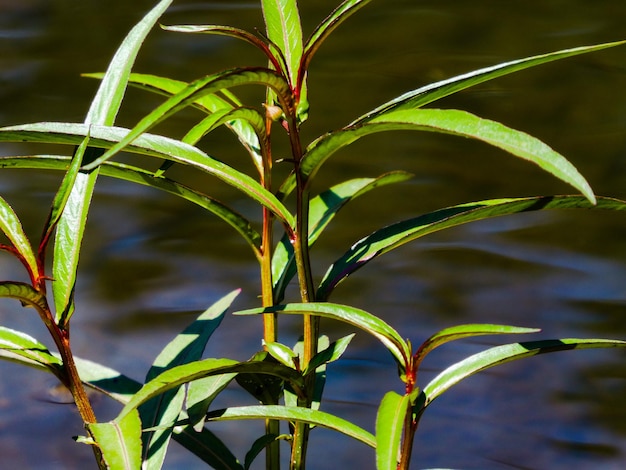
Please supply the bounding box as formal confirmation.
[0,1,624,470]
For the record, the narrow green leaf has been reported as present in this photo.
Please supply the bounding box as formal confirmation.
[235,303,410,372]
[245,434,283,470]
[187,373,237,431]
[140,290,238,470]
[317,195,626,300]
[302,109,595,203]
[0,195,39,283]
[353,40,626,124]
[289,336,330,411]
[414,324,540,366]
[88,410,142,470]
[264,341,298,369]
[82,67,292,171]
[375,391,410,470]
[83,72,263,172]
[418,338,626,412]
[305,333,355,374]
[0,124,294,228]
[261,0,303,87]
[206,405,376,448]
[0,326,62,374]
[171,425,244,470]
[272,172,412,301]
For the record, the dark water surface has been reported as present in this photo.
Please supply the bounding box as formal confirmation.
[1,1,626,468]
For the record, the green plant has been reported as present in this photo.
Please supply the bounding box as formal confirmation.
[0,0,625,468]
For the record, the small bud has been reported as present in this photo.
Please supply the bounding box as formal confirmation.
[263,103,284,121]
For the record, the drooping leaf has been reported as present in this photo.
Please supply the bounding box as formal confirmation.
[82,67,293,171]
[0,195,40,284]
[352,40,626,124]
[140,290,239,470]
[235,303,410,373]
[87,410,142,470]
[417,338,626,413]
[272,172,412,301]
[375,391,410,470]
[53,0,172,326]
[0,124,294,228]
[0,326,62,375]
[0,281,48,311]
[302,109,595,203]
[414,324,540,367]
[317,195,626,300]
[83,72,264,172]
[206,404,376,448]
[171,424,244,470]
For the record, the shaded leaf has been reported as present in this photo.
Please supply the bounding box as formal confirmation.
[317,195,626,300]
[375,391,409,470]
[0,281,48,311]
[0,195,39,283]
[206,405,375,448]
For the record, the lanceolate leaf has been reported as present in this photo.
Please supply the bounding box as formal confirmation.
[0,195,40,283]
[88,410,142,470]
[0,326,62,374]
[82,67,293,171]
[236,303,410,371]
[261,0,303,87]
[317,195,626,300]
[414,324,540,367]
[352,40,626,124]
[417,338,626,413]
[375,391,410,470]
[206,405,376,448]
[272,172,412,301]
[54,0,172,326]
[0,281,48,311]
[302,108,595,203]
[0,124,294,228]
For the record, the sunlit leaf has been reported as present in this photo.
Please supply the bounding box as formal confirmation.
[352,40,626,124]
[261,0,302,87]
[0,326,62,375]
[0,281,48,311]
[82,67,293,171]
[235,303,410,372]
[317,195,626,300]
[417,338,626,413]
[88,410,142,470]
[305,333,355,374]
[206,405,376,448]
[375,391,409,470]
[264,341,298,369]
[302,109,595,203]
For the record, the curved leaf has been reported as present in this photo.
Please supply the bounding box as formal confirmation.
[83,67,293,171]
[0,195,39,283]
[0,124,294,228]
[317,195,626,300]
[206,405,375,448]
[117,359,305,421]
[84,72,264,172]
[0,326,62,374]
[0,281,48,311]
[375,391,410,470]
[272,172,413,301]
[302,109,595,203]
[88,410,142,470]
[417,338,626,413]
[235,302,410,372]
[414,324,540,367]
[352,40,626,124]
